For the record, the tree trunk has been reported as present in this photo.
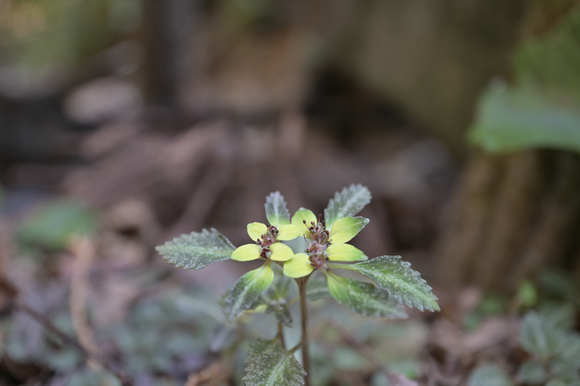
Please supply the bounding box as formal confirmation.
[435,149,580,292]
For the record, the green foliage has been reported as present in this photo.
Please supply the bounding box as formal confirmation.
[468,365,513,386]
[517,361,547,385]
[17,199,97,250]
[329,255,440,312]
[325,273,407,319]
[243,340,306,386]
[468,6,580,155]
[156,228,236,271]
[223,264,275,322]
[157,185,437,385]
[324,184,371,229]
[468,82,580,154]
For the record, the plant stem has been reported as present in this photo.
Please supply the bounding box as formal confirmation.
[297,276,311,386]
[277,322,286,349]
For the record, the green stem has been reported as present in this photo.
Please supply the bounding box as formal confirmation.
[297,276,311,386]
[277,322,286,349]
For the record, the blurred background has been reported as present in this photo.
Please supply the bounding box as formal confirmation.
[1,0,580,385]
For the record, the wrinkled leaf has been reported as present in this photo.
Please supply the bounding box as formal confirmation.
[247,339,280,358]
[243,341,305,386]
[468,365,513,386]
[329,256,439,312]
[325,273,407,319]
[265,192,291,227]
[223,264,275,322]
[306,273,330,301]
[156,228,235,271]
[324,184,371,229]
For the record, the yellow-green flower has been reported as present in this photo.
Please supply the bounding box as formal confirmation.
[232,222,300,262]
[283,208,368,278]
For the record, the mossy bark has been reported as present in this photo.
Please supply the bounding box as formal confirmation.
[435,150,580,292]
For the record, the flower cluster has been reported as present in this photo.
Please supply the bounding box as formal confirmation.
[231,194,369,280]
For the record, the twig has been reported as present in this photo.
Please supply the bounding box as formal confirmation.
[14,302,131,385]
[277,322,286,349]
[69,236,101,370]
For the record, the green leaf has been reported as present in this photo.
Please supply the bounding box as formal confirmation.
[520,312,566,360]
[329,256,440,312]
[324,184,371,229]
[265,191,291,227]
[243,341,306,386]
[325,273,407,319]
[306,273,330,301]
[517,361,547,385]
[246,339,279,358]
[156,228,235,271]
[468,81,580,154]
[468,365,513,386]
[17,199,97,250]
[223,264,275,322]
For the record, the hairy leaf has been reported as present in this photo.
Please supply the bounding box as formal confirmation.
[156,228,235,270]
[266,192,291,227]
[468,365,513,386]
[325,273,407,319]
[324,184,371,229]
[223,264,274,322]
[329,256,439,312]
[247,339,280,358]
[244,341,306,386]
[306,273,330,301]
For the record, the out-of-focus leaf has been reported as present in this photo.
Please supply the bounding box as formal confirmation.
[223,264,275,322]
[520,312,566,360]
[156,228,235,271]
[17,199,97,250]
[517,360,547,385]
[243,340,305,386]
[324,184,371,229]
[209,325,237,352]
[266,304,293,328]
[468,365,513,386]
[325,273,407,319]
[306,273,330,301]
[329,255,439,312]
[468,81,580,154]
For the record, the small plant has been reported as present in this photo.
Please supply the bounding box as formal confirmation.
[157,184,440,385]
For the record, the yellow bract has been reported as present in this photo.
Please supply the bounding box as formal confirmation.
[283,253,314,278]
[329,217,360,244]
[247,222,268,241]
[232,244,261,261]
[327,243,367,262]
[270,243,295,261]
[291,208,317,236]
[277,224,300,240]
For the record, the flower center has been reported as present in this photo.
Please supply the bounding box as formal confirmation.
[257,224,279,259]
[303,215,331,270]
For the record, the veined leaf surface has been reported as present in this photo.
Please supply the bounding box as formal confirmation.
[243,340,305,386]
[329,255,439,312]
[223,264,274,322]
[156,228,235,270]
[324,184,371,229]
[265,191,291,227]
